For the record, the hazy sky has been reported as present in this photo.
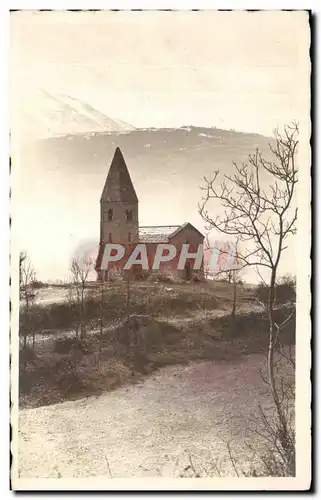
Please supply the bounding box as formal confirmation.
[11,10,309,135]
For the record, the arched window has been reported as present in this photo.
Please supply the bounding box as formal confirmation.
[125,209,133,221]
[109,233,112,242]
[128,232,131,242]
[108,209,113,221]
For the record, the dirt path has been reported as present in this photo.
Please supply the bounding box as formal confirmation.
[18,354,273,478]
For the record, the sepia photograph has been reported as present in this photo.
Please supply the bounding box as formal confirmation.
[10,9,311,490]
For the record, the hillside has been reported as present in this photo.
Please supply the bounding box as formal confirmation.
[19,280,295,410]
[23,124,273,182]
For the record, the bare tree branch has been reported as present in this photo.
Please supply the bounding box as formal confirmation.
[199,123,298,477]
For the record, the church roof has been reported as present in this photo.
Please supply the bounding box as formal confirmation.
[100,147,138,203]
[139,225,180,243]
[139,223,204,243]
[95,223,205,270]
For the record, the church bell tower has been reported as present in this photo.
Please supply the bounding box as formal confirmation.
[100,147,139,245]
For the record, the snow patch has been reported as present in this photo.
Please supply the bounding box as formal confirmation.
[198,133,222,139]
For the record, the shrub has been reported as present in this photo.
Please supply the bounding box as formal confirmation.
[107,268,124,282]
[192,273,204,283]
[53,336,93,354]
[53,356,88,393]
[255,276,296,305]
[19,345,37,364]
[84,297,100,318]
[19,296,102,334]
[133,270,150,281]
[276,275,296,304]
[155,272,175,283]
[31,280,48,289]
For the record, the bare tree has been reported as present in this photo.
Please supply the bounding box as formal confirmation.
[69,261,81,339]
[229,268,240,338]
[19,251,37,348]
[64,277,79,338]
[70,257,93,339]
[98,272,106,354]
[199,123,298,475]
[207,237,241,336]
[124,270,131,323]
[19,251,27,291]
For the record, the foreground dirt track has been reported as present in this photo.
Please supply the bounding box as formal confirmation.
[19,354,279,478]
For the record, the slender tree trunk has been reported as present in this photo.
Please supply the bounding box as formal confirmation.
[99,278,104,353]
[230,278,237,337]
[24,293,29,348]
[126,276,130,322]
[76,283,80,339]
[80,283,85,339]
[267,267,288,433]
[125,275,131,354]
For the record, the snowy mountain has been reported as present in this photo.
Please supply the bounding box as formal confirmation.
[11,89,135,139]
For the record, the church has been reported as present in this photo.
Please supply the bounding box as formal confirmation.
[95,147,204,280]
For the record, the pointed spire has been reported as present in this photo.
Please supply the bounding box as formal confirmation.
[100,147,138,202]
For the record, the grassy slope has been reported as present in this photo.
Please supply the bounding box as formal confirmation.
[19,280,295,409]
